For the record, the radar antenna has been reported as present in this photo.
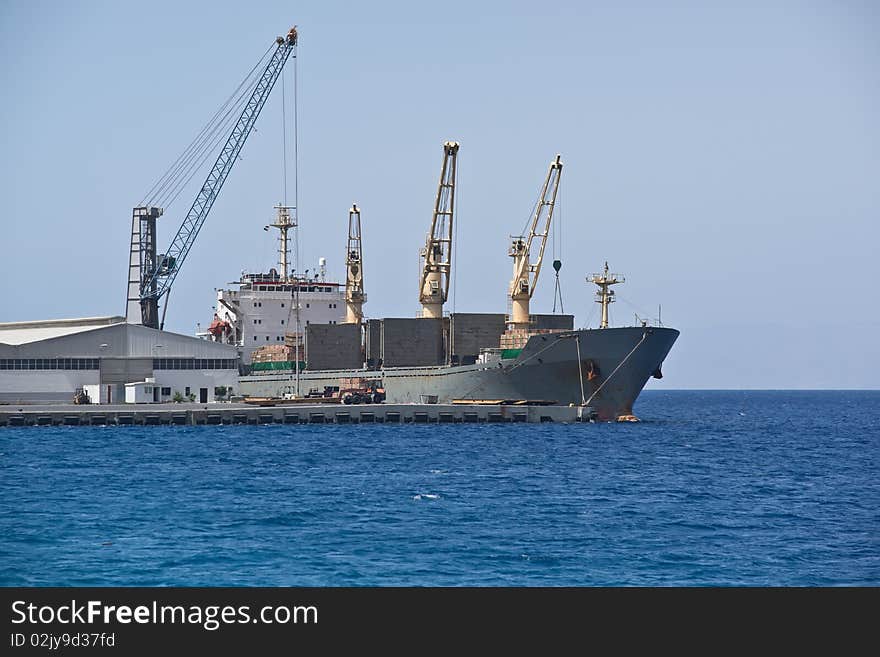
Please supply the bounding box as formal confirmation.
[588,262,624,329]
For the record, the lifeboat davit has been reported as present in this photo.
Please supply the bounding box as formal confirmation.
[208,318,230,337]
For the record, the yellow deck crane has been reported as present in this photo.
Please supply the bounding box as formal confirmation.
[507,154,564,336]
[418,142,459,318]
[344,204,365,324]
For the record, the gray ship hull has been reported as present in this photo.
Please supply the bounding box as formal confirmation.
[239,326,679,420]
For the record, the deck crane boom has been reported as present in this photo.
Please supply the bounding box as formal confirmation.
[418,141,459,318]
[127,27,298,329]
[508,154,563,331]
[344,204,365,324]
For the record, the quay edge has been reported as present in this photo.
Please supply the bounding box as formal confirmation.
[0,402,598,427]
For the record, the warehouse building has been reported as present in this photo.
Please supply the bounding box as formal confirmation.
[0,316,239,404]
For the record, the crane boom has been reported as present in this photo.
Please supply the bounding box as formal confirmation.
[344,204,365,323]
[133,27,298,329]
[508,154,563,330]
[418,141,459,318]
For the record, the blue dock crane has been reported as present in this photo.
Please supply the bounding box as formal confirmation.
[126,27,298,329]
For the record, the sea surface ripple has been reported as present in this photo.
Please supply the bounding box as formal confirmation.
[1,390,877,586]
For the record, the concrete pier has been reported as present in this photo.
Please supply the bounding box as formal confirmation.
[0,402,597,427]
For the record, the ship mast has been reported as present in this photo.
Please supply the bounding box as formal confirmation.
[344,204,365,323]
[588,262,624,329]
[268,204,295,280]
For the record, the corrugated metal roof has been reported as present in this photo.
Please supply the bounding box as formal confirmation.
[0,316,125,346]
[0,320,239,359]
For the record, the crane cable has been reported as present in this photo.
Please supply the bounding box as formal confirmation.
[281,60,288,206]
[517,187,540,243]
[154,84,257,209]
[293,40,300,285]
[142,44,273,206]
[451,154,459,314]
[139,42,276,208]
[282,45,301,373]
[152,64,265,208]
[514,167,554,288]
[552,184,564,313]
[283,59,296,326]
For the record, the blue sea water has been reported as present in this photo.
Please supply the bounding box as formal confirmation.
[1,390,877,586]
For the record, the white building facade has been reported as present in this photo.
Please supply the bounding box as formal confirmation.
[0,317,239,404]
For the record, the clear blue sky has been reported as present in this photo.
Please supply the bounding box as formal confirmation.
[1,1,877,388]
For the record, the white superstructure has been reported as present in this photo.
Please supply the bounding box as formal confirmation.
[204,270,347,364]
[201,204,348,364]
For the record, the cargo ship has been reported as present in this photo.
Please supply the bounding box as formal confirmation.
[234,322,678,422]
[110,26,677,421]
[0,27,676,417]
[202,148,678,421]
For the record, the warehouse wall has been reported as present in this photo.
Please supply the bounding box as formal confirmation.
[0,371,100,404]
[145,370,238,402]
[0,368,238,404]
[100,358,153,384]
